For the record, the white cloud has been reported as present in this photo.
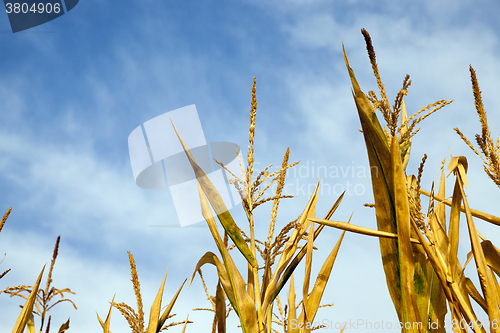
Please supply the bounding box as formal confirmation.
[2,1,500,332]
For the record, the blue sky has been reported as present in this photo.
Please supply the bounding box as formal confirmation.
[1,0,500,331]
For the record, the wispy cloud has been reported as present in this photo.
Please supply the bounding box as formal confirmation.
[1,1,500,332]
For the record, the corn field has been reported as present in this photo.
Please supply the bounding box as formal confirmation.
[1,29,500,333]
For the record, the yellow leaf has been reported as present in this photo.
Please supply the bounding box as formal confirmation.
[26,313,34,333]
[12,265,45,333]
[344,44,403,319]
[305,227,347,322]
[96,294,115,333]
[482,240,500,277]
[157,280,186,332]
[455,157,500,332]
[215,281,226,333]
[391,136,423,332]
[147,269,168,333]
[288,274,297,333]
[261,182,319,315]
[172,121,257,268]
[57,319,70,333]
[309,218,421,244]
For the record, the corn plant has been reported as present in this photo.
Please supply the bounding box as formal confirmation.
[5,28,500,333]
[1,235,76,333]
[97,251,189,333]
[173,77,348,333]
[310,29,500,333]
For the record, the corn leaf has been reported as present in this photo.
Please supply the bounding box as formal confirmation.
[267,192,345,304]
[343,44,403,318]
[195,182,258,333]
[147,269,168,333]
[57,319,70,333]
[157,279,186,332]
[409,216,485,332]
[190,252,237,312]
[436,168,447,239]
[391,136,423,332]
[481,240,500,277]
[453,157,499,332]
[465,277,488,312]
[419,189,500,226]
[12,265,45,333]
[172,121,257,268]
[97,294,115,333]
[304,228,347,322]
[426,184,448,333]
[488,267,500,312]
[309,218,421,244]
[190,252,257,333]
[215,281,226,333]
[261,182,319,315]
[428,174,449,259]
[26,313,35,333]
[288,274,297,333]
[448,177,462,284]
[180,314,189,333]
[301,214,315,323]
